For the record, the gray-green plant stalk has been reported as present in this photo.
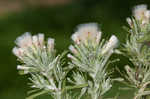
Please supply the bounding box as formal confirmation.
[121,4,150,99]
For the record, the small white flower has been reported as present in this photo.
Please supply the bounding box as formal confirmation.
[101,35,118,55]
[15,32,32,48]
[71,23,101,44]
[47,38,55,51]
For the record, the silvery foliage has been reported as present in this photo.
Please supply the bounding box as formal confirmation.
[122,4,150,99]
[12,23,118,99]
[12,33,72,99]
[68,23,118,99]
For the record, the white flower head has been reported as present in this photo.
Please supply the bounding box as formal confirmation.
[15,32,32,48]
[101,35,118,55]
[133,4,150,24]
[72,23,101,44]
[47,38,55,51]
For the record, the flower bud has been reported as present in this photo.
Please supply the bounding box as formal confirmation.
[69,45,77,54]
[96,31,102,44]
[71,33,80,44]
[32,35,39,47]
[17,65,30,71]
[47,38,55,51]
[126,17,133,27]
[101,35,118,55]
[12,47,24,58]
[38,33,44,46]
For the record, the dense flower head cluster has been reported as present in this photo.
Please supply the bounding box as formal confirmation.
[12,4,150,99]
[133,4,150,24]
[71,23,101,45]
[70,23,118,56]
[123,4,150,99]
[68,23,118,99]
[12,32,55,74]
[127,4,150,28]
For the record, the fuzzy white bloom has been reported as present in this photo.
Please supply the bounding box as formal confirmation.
[133,4,150,24]
[12,47,24,58]
[101,35,118,55]
[13,32,55,60]
[71,23,101,44]
[15,32,32,48]
[69,45,77,54]
[47,38,55,51]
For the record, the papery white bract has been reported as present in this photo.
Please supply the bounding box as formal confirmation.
[15,32,32,48]
[101,35,118,55]
[38,33,44,46]
[47,38,55,51]
[71,23,101,44]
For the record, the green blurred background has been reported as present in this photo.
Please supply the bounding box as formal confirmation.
[0,0,150,99]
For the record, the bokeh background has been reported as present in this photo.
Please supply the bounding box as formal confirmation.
[0,0,150,99]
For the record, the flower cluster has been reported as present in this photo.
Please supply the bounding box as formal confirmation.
[68,23,118,99]
[12,4,150,99]
[127,4,150,28]
[70,23,118,55]
[12,32,55,74]
[71,23,101,45]
[121,4,150,99]
[133,4,150,25]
